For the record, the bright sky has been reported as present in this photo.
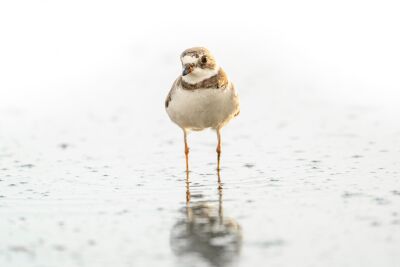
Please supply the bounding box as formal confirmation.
[1,0,399,108]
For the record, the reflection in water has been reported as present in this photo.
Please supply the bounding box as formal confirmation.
[170,172,242,267]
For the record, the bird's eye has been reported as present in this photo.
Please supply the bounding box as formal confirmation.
[201,56,207,64]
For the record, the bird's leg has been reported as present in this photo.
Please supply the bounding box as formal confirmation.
[216,128,222,171]
[217,168,223,190]
[185,170,191,203]
[217,172,223,218]
[184,130,189,173]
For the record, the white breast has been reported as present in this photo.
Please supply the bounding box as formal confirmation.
[166,82,239,131]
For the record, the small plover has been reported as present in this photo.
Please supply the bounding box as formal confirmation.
[165,47,240,172]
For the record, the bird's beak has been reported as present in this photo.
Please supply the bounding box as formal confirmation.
[182,65,193,76]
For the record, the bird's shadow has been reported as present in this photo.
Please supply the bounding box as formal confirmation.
[170,171,242,267]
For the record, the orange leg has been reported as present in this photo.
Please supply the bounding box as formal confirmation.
[216,129,222,171]
[185,170,191,203]
[184,130,189,173]
[217,168,222,190]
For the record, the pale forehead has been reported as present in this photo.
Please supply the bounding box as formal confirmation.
[181,55,198,64]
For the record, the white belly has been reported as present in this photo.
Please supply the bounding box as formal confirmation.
[166,85,239,131]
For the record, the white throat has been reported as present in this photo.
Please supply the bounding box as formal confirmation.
[182,66,220,84]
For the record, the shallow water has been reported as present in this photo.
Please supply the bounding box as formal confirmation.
[1,89,400,267]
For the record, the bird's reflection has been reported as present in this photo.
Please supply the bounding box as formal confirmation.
[170,171,242,267]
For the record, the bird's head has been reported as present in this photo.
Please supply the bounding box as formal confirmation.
[180,47,219,84]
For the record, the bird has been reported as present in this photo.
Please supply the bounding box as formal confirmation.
[165,47,240,173]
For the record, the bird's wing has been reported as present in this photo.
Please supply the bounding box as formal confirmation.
[227,81,240,117]
[165,77,181,108]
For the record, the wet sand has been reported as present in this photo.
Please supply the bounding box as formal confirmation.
[1,86,399,267]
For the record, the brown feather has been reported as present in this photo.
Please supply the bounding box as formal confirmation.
[181,68,228,90]
[165,78,181,108]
